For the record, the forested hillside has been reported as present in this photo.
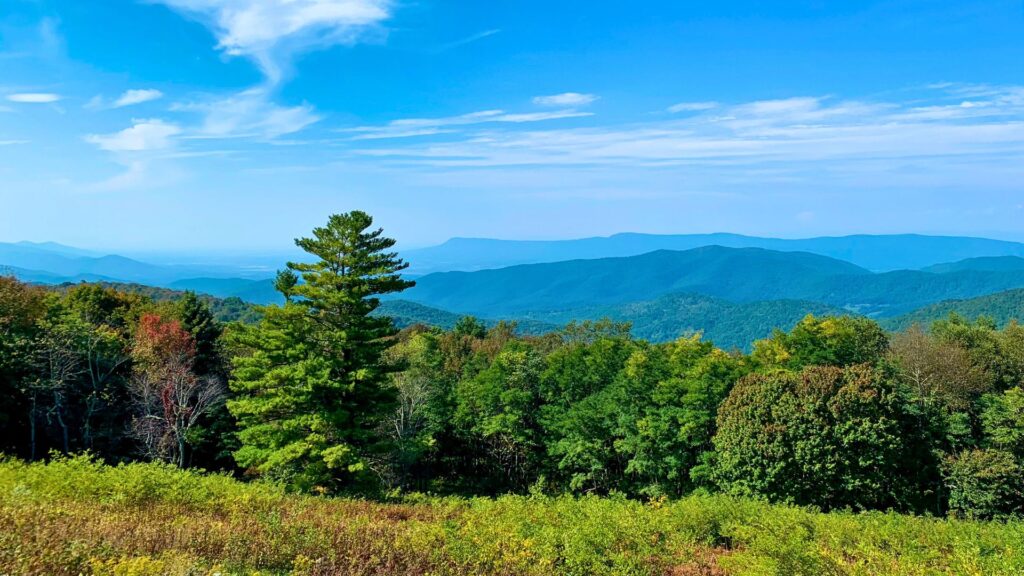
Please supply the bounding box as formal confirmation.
[5,211,1024,576]
[7,268,1024,517]
[883,288,1024,332]
[5,212,1024,520]
[399,246,869,315]
[49,281,262,324]
[519,293,848,350]
[401,246,1024,318]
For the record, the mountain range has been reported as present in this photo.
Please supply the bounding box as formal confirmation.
[396,246,869,316]
[398,248,1024,318]
[402,233,1024,274]
[8,232,1024,288]
[0,242,268,286]
[5,235,1024,348]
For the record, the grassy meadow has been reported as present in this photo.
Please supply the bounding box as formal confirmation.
[1,456,1022,576]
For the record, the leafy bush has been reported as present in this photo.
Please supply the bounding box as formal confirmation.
[944,449,1024,519]
[712,364,935,512]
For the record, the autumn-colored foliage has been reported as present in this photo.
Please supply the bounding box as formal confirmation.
[130,313,224,467]
[133,313,196,370]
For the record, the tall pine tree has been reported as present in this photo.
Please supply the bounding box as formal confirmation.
[228,211,414,492]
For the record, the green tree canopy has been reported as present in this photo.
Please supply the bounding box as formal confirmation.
[228,211,414,492]
[713,364,934,512]
[752,315,889,370]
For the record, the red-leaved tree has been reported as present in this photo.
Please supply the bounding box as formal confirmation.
[130,313,224,467]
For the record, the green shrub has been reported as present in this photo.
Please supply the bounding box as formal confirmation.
[712,364,934,512]
[944,449,1024,519]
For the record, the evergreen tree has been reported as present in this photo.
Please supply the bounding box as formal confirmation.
[228,211,414,492]
[175,292,223,377]
[173,292,235,469]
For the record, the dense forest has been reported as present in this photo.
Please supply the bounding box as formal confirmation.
[3,211,1024,522]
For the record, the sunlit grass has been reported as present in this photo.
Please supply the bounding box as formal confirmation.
[2,456,1023,575]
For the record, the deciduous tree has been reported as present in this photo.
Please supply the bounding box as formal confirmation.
[130,314,224,467]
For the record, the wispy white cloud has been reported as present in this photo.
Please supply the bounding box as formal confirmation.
[143,1,391,144]
[533,92,598,107]
[0,17,64,62]
[667,101,718,113]
[435,29,500,52]
[85,89,165,110]
[173,87,320,139]
[344,109,592,140]
[349,84,1024,185]
[87,158,188,192]
[83,119,187,190]
[348,127,456,141]
[7,93,61,103]
[496,110,594,122]
[85,119,182,151]
[150,0,392,83]
[90,160,149,191]
[114,89,164,108]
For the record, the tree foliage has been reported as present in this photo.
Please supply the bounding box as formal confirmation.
[129,313,224,467]
[227,212,414,492]
[713,364,935,511]
[3,215,1024,518]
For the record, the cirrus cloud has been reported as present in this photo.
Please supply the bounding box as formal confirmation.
[144,1,394,143]
[150,0,392,82]
[7,92,61,103]
[85,119,182,152]
[533,92,598,107]
[667,101,719,113]
[344,108,594,140]
[114,89,164,108]
[350,83,1024,188]
[172,87,320,139]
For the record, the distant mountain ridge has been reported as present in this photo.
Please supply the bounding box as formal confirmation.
[399,246,1024,319]
[8,235,1024,331]
[404,233,1024,273]
[398,246,870,316]
[14,241,103,258]
[921,256,1024,274]
[9,232,1024,286]
[0,242,275,287]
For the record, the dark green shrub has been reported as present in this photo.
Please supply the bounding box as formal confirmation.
[712,364,935,511]
[944,449,1024,519]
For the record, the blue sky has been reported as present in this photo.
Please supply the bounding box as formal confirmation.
[2,0,1024,252]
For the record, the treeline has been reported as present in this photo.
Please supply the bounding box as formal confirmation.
[51,281,262,324]
[2,211,1024,520]
[0,278,235,470]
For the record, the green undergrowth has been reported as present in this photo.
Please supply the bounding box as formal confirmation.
[2,456,1022,575]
